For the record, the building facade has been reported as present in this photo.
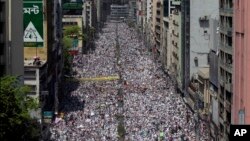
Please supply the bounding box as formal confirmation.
[232,0,250,125]
[110,4,129,20]
[0,0,24,77]
[128,0,136,22]
[218,0,233,140]
[208,17,220,141]
[184,0,218,114]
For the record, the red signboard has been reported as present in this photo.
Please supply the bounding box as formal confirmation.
[68,50,78,56]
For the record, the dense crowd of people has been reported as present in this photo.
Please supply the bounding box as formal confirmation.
[49,21,209,141]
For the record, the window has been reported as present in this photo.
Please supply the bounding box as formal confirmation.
[194,57,198,67]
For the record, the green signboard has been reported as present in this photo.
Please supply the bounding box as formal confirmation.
[63,2,83,10]
[23,0,44,47]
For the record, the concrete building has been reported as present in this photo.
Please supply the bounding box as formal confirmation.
[0,0,24,77]
[153,0,163,56]
[169,0,182,90]
[95,0,106,30]
[182,0,218,114]
[232,0,250,125]
[82,0,98,53]
[217,0,233,140]
[208,17,220,141]
[128,0,136,22]
[136,0,143,28]
[23,0,63,122]
[83,0,93,27]
[161,0,182,76]
[110,4,129,20]
[142,0,153,53]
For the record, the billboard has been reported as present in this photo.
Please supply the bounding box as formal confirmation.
[23,0,44,47]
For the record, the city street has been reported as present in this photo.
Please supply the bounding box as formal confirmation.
[49,21,210,141]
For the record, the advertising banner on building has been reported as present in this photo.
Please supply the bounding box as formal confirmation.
[23,0,44,47]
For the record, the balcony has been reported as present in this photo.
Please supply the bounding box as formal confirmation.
[225,100,231,112]
[219,77,225,86]
[220,25,232,37]
[220,42,232,54]
[155,29,161,34]
[220,60,232,73]
[173,20,179,26]
[188,87,196,99]
[198,91,204,101]
[219,7,233,15]
[219,114,224,124]
[156,15,161,19]
[156,22,161,26]
[225,83,232,92]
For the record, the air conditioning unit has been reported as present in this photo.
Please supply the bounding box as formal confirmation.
[195,73,198,80]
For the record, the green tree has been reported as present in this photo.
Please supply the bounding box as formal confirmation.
[63,25,80,74]
[0,76,40,140]
[63,25,81,37]
[63,37,73,74]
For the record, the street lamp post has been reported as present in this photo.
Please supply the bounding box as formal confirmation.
[35,36,38,58]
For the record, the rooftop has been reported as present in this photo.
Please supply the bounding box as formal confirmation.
[197,67,210,79]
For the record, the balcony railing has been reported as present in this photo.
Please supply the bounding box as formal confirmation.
[219,7,233,15]
[225,83,232,92]
[220,25,232,36]
[220,60,232,73]
[156,15,161,19]
[155,29,161,34]
[220,41,232,54]
[225,100,231,111]
[198,91,204,101]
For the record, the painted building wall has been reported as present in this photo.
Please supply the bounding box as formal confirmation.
[146,0,152,23]
[232,0,250,124]
[189,0,218,79]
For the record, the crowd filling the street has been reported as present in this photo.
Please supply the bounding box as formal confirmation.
[49,21,210,141]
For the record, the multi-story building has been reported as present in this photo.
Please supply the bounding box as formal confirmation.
[154,0,163,56]
[161,0,182,88]
[208,17,220,141]
[110,4,129,20]
[136,0,143,28]
[232,0,250,125]
[0,0,24,77]
[182,0,218,115]
[83,0,93,27]
[218,0,233,140]
[128,0,136,22]
[142,0,153,52]
[23,0,63,122]
[82,0,98,52]
[169,0,182,91]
